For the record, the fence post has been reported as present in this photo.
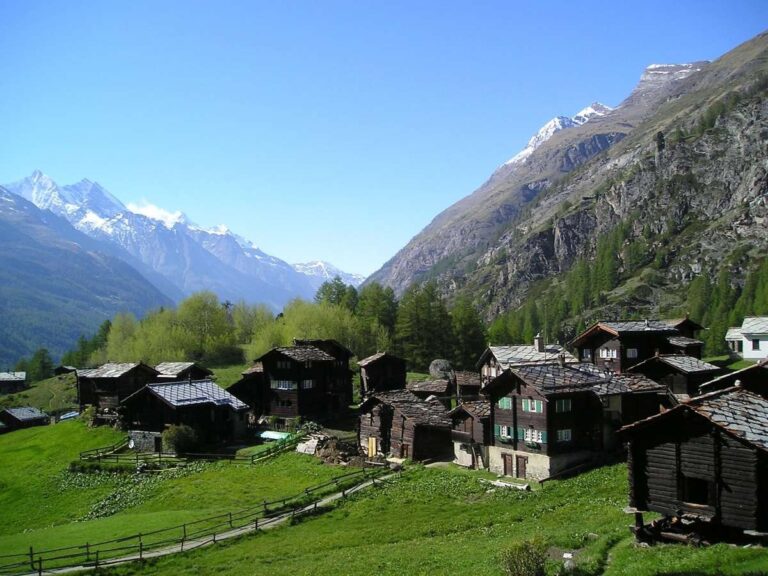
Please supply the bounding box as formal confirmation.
[85,542,90,562]
[229,512,233,528]
[37,557,42,576]
[254,517,258,530]
[139,540,143,561]
[263,500,268,513]
[29,546,33,570]
[95,550,100,569]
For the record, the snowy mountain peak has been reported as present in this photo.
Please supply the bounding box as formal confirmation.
[503,102,612,167]
[127,201,188,229]
[293,261,366,288]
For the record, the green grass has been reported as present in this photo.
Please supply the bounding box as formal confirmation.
[211,365,248,388]
[0,373,78,414]
[99,464,767,576]
[703,355,756,371]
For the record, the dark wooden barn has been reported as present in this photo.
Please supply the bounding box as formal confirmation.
[121,379,248,449]
[621,385,768,538]
[455,371,483,401]
[0,371,26,394]
[77,363,160,412]
[293,338,354,409]
[0,407,49,433]
[154,362,213,382]
[449,400,491,468]
[228,362,267,416]
[358,352,406,397]
[358,390,452,461]
[699,359,768,395]
[628,355,722,399]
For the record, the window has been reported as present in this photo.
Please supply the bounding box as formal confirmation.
[521,398,543,413]
[599,348,617,359]
[626,348,638,359]
[556,429,572,442]
[305,361,313,368]
[301,379,315,389]
[681,475,711,505]
[752,339,761,351]
[493,425,513,439]
[555,398,571,413]
[271,380,297,390]
[581,349,592,360]
[524,428,543,443]
[276,360,291,370]
[497,397,513,410]
[738,340,743,353]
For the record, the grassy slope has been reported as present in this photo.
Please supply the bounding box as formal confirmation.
[0,423,345,557]
[104,465,767,576]
[0,373,78,413]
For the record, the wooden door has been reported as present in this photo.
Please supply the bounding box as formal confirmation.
[154,436,163,453]
[401,444,410,459]
[503,454,514,476]
[516,455,528,479]
[367,436,377,457]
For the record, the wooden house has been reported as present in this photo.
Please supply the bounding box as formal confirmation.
[358,390,452,461]
[627,355,722,400]
[358,352,406,397]
[407,378,454,409]
[569,320,703,373]
[154,362,213,382]
[228,362,267,416]
[121,379,248,450]
[449,400,491,469]
[455,371,482,401]
[725,317,768,361]
[293,338,354,409]
[0,371,26,394]
[77,363,160,412]
[0,407,49,433]
[54,365,77,376]
[483,361,664,480]
[621,385,768,537]
[699,359,768,396]
[476,337,577,386]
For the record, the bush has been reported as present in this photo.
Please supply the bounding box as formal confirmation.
[162,424,199,454]
[500,537,548,576]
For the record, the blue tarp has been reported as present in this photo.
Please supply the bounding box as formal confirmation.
[259,430,291,441]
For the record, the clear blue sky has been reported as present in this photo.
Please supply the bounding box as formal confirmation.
[0,2,765,276]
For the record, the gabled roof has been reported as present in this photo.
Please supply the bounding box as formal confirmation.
[292,338,353,359]
[570,320,678,347]
[154,362,212,377]
[265,345,336,363]
[699,359,768,394]
[359,390,450,427]
[127,380,247,410]
[725,327,743,340]
[241,362,264,375]
[0,372,26,381]
[358,351,405,367]
[407,379,452,394]
[741,317,768,335]
[666,336,704,348]
[1,407,48,421]
[476,345,577,369]
[628,354,720,375]
[78,363,158,379]
[662,317,706,332]
[455,371,482,388]
[622,387,768,453]
[449,400,491,419]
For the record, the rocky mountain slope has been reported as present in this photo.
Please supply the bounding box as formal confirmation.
[0,187,173,366]
[368,32,768,324]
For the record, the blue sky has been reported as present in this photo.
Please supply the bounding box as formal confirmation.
[0,2,765,276]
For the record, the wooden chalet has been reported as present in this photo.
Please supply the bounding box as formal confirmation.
[569,319,704,374]
[407,378,454,409]
[0,371,26,394]
[228,362,267,416]
[449,400,491,469]
[358,390,452,461]
[627,355,722,400]
[699,359,768,395]
[476,336,577,386]
[483,361,665,480]
[0,407,49,433]
[154,362,213,382]
[293,338,354,408]
[121,379,248,450]
[621,385,768,538]
[455,371,482,401]
[358,352,406,397]
[77,363,160,412]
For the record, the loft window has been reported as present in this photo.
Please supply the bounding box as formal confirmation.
[521,398,543,413]
[752,339,761,351]
[681,475,711,505]
[301,379,315,389]
[497,397,513,410]
[556,429,572,442]
[599,348,618,359]
[555,398,571,413]
[626,348,638,359]
[277,360,291,370]
[581,349,592,360]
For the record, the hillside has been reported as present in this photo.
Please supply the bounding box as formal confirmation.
[367,32,768,330]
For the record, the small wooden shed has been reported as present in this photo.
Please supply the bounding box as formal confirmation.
[358,352,406,397]
[449,400,491,468]
[0,407,49,432]
[0,372,26,394]
[627,355,721,399]
[621,385,768,537]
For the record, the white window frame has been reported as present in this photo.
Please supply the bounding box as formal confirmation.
[271,380,297,390]
[522,398,543,413]
[599,348,618,359]
[301,379,315,390]
[497,397,512,410]
[556,429,572,442]
[626,348,638,359]
[524,428,543,443]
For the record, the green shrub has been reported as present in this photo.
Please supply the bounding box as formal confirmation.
[500,536,548,576]
[162,424,199,454]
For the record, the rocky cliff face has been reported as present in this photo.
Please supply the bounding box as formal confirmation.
[367,32,768,322]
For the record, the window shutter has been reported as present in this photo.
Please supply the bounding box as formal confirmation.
[541,431,548,444]
[517,427,525,440]
[521,398,529,412]
[494,424,501,438]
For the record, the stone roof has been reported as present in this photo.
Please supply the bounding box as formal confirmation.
[273,346,335,363]
[689,388,768,451]
[241,362,264,375]
[361,390,450,428]
[601,320,678,333]
[450,400,491,419]
[0,371,26,381]
[358,351,404,367]
[154,362,211,377]
[698,359,768,393]
[482,345,577,368]
[741,316,768,335]
[407,379,452,394]
[630,354,720,375]
[78,363,156,379]
[2,407,48,421]
[725,327,743,340]
[141,380,247,410]
[455,371,482,388]
[666,336,704,348]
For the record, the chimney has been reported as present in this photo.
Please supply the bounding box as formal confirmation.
[735,379,742,388]
[534,333,545,353]
[558,353,566,367]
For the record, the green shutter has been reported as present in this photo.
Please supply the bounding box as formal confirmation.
[521,398,529,412]
[517,427,525,440]
[494,424,501,438]
[541,431,548,444]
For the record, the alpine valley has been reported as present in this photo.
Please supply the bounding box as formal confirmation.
[368,31,768,341]
[0,173,362,366]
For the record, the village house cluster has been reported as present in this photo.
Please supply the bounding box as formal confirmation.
[2,315,767,542]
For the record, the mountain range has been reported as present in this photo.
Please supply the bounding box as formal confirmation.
[0,173,362,365]
[367,31,768,331]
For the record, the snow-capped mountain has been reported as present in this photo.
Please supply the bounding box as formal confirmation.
[293,261,366,290]
[504,102,613,166]
[3,172,362,310]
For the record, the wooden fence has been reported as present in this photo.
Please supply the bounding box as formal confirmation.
[0,467,389,575]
